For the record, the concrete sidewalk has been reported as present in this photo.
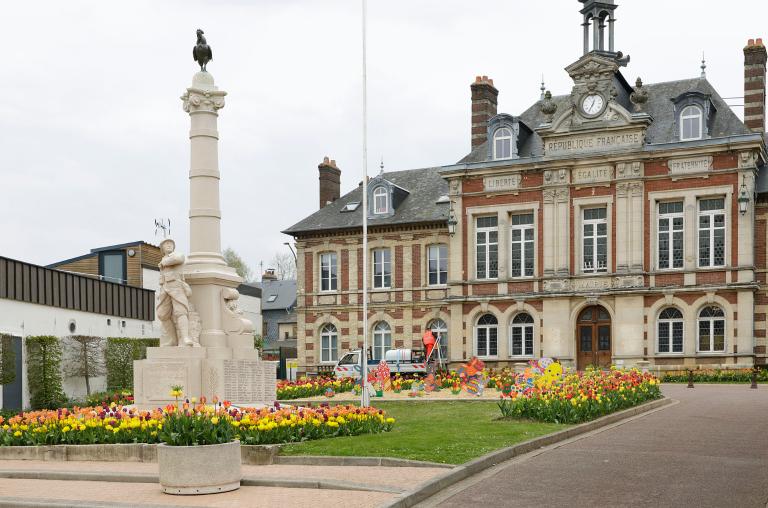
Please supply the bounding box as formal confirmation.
[423,384,768,508]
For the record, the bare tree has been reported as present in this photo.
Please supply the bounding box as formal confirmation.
[63,335,106,396]
[223,247,254,282]
[271,252,296,280]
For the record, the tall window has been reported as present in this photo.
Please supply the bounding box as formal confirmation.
[372,249,392,288]
[698,198,725,267]
[320,324,338,363]
[510,213,534,277]
[493,127,512,160]
[680,105,703,141]
[510,313,534,357]
[319,252,337,291]
[475,314,498,357]
[428,319,448,360]
[698,306,725,352]
[582,208,608,273]
[372,321,392,360]
[373,186,388,214]
[476,216,498,279]
[658,202,684,269]
[428,245,448,285]
[657,308,683,353]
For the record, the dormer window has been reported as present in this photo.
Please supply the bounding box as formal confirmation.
[493,128,513,160]
[373,186,388,214]
[680,105,703,141]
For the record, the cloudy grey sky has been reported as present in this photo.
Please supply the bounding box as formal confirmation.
[2,0,767,279]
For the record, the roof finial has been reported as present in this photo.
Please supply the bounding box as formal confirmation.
[700,52,707,78]
[379,157,384,175]
[540,75,546,100]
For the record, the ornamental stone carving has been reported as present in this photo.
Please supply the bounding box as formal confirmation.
[543,279,571,292]
[554,188,569,203]
[616,161,642,179]
[616,182,628,197]
[181,75,226,113]
[540,90,558,122]
[542,188,556,204]
[543,168,569,185]
[629,181,643,196]
[543,275,644,292]
[739,150,758,169]
[629,77,648,112]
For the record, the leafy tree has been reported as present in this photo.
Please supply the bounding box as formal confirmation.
[26,336,65,410]
[271,252,296,280]
[253,334,264,352]
[63,335,106,396]
[223,247,254,281]
[0,334,16,386]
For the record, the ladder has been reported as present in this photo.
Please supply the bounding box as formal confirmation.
[424,333,447,373]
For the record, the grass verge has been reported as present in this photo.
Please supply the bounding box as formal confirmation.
[280,401,565,465]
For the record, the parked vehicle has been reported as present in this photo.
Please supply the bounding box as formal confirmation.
[333,348,428,379]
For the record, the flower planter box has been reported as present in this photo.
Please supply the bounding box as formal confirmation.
[158,440,241,495]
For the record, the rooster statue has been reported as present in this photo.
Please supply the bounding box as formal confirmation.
[193,29,213,72]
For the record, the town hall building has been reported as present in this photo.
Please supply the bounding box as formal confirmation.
[284,0,768,375]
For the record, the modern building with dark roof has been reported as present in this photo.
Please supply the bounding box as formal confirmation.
[284,0,768,375]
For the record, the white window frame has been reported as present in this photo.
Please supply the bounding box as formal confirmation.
[475,216,499,280]
[582,207,608,273]
[656,308,684,354]
[372,321,392,360]
[372,248,392,289]
[509,313,534,358]
[428,319,448,360]
[475,314,498,358]
[320,324,338,363]
[319,252,338,292]
[373,186,388,215]
[657,201,684,270]
[697,198,726,268]
[427,244,448,286]
[696,306,726,353]
[680,105,703,141]
[493,127,513,160]
[510,213,535,278]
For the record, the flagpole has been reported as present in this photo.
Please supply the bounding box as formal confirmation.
[360,0,370,408]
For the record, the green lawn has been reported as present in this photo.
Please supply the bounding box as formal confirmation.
[280,401,566,465]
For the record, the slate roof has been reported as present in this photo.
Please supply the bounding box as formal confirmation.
[258,279,297,311]
[460,77,753,163]
[283,166,450,235]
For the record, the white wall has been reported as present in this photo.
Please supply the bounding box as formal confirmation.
[0,298,158,409]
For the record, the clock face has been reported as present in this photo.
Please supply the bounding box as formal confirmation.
[582,94,604,115]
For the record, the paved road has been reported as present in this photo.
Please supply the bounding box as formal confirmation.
[424,384,768,508]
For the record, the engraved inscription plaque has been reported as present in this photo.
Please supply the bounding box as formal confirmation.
[223,359,266,403]
[668,156,712,175]
[545,129,644,156]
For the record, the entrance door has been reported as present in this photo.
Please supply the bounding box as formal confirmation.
[1,336,22,411]
[576,306,612,370]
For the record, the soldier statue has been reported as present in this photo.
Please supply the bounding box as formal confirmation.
[156,238,199,347]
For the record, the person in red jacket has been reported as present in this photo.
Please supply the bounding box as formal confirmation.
[422,330,436,359]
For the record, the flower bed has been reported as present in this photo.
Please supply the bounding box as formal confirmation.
[277,377,356,400]
[498,369,662,424]
[661,368,766,384]
[0,402,394,447]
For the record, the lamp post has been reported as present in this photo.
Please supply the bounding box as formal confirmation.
[447,202,458,236]
[282,242,297,263]
[738,182,750,215]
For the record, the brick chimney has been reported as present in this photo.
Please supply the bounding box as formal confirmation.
[470,76,499,150]
[318,156,341,209]
[262,268,278,281]
[744,38,767,133]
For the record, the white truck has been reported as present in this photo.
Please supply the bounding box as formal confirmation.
[333,348,428,379]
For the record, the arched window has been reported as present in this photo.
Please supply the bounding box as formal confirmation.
[698,306,725,352]
[475,314,498,357]
[320,324,338,363]
[372,321,392,360]
[510,313,534,357]
[657,308,683,354]
[493,127,512,160]
[373,186,388,214]
[428,319,448,360]
[680,105,703,141]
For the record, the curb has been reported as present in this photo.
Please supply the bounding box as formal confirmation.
[274,455,452,469]
[0,443,280,465]
[383,397,673,508]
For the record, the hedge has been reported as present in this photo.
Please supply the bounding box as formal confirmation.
[105,337,160,391]
[0,334,15,386]
[26,336,65,410]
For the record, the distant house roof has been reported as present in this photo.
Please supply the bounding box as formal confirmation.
[47,240,158,268]
[258,279,297,311]
[282,167,450,236]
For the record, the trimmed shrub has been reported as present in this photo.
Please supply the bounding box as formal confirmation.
[0,334,16,386]
[26,336,65,410]
[105,338,159,391]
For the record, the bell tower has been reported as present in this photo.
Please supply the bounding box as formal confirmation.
[579,0,625,62]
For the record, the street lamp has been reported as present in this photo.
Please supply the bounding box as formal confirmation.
[447,202,458,236]
[738,182,750,216]
[283,242,297,263]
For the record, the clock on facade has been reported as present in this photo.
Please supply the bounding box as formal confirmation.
[581,93,604,115]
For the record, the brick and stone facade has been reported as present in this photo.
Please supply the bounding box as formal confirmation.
[285,2,768,375]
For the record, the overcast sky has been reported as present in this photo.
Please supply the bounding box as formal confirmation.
[2,0,767,279]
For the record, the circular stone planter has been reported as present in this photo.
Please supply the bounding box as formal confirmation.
[158,440,241,495]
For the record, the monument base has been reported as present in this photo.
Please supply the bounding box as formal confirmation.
[133,347,277,409]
